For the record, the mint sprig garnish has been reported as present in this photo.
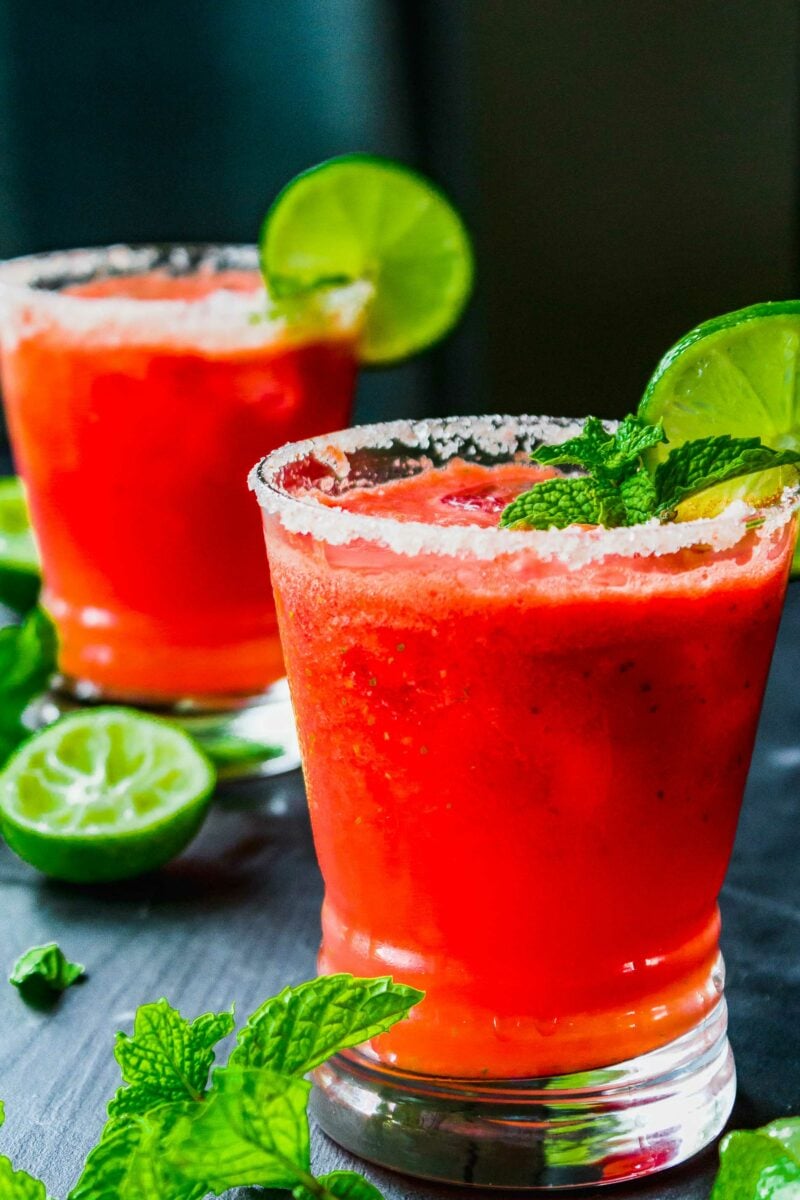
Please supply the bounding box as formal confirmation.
[9,944,85,999]
[499,414,800,530]
[0,973,422,1200]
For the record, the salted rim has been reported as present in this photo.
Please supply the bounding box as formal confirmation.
[248,414,800,567]
[0,244,371,350]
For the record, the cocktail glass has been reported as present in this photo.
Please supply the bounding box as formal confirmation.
[250,415,797,1187]
[0,245,367,775]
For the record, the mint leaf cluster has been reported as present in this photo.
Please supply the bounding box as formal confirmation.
[499,415,800,531]
[0,608,56,769]
[9,944,84,1000]
[0,974,422,1200]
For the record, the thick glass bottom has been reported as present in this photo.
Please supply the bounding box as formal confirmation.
[28,677,300,780]
[311,998,735,1190]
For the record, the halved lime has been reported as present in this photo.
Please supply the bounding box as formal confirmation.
[0,708,215,883]
[638,302,800,513]
[0,477,40,613]
[260,154,474,364]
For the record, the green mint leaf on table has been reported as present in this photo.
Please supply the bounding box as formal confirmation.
[3,976,412,1200]
[766,1118,800,1160]
[0,1158,49,1200]
[293,1171,386,1200]
[165,1067,312,1193]
[202,734,282,769]
[9,944,84,999]
[108,998,234,1118]
[0,608,57,768]
[68,1107,204,1200]
[711,1119,800,1199]
[0,608,55,689]
[500,414,800,531]
[653,435,800,515]
[230,972,424,1074]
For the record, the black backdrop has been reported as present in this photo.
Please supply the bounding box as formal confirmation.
[0,0,796,426]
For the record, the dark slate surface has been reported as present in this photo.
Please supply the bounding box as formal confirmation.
[1,589,799,1200]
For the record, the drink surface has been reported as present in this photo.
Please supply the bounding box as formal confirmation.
[1,268,358,700]
[266,457,793,1077]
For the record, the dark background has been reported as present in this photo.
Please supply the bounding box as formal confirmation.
[0,0,797,422]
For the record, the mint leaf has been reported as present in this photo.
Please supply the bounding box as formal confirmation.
[619,469,659,526]
[531,415,666,480]
[605,414,667,470]
[711,1127,800,1200]
[166,1066,311,1193]
[230,973,423,1075]
[9,944,85,997]
[294,1171,386,1200]
[0,1158,49,1200]
[654,435,800,514]
[531,416,614,471]
[68,1107,203,1200]
[0,609,55,694]
[499,475,624,530]
[202,734,282,768]
[0,608,57,768]
[108,999,234,1118]
[764,1117,800,1160]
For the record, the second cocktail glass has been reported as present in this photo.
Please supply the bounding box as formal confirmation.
[250,415,796,1187]
[0,244,367,773]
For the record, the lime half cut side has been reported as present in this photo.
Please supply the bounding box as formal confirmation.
[0,477,40,613]
[0,708,215,883]
[639,302,800,518]
[260,154,474,364]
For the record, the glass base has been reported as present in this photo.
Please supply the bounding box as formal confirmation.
[311,998,735,1189]
[27,677,301,781]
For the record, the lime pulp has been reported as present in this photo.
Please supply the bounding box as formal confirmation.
[260,154,474,365]
[0,477,40,612]
[0,708,215,883]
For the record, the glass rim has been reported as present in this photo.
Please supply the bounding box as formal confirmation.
[0,243,370,349]
[249,414,800,567]
[0,242,260,291]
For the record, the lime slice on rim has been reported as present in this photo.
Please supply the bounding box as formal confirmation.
[0,477,40,613]
[260,154,474,364]
[0,708,214,883]
[638,301,800,514]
